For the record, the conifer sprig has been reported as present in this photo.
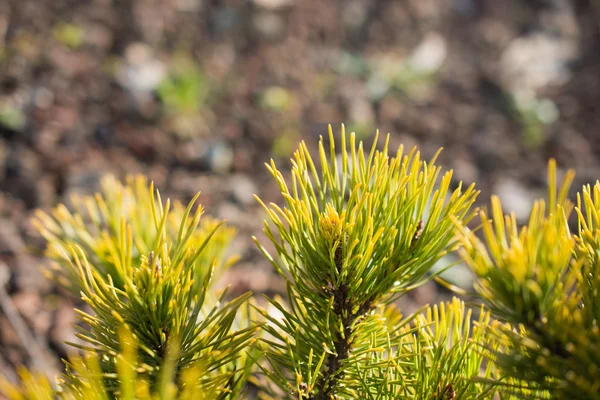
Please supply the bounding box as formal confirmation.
[348,298,495,400]
[254,125,480,399]
[32,175,237,294]
[59,185,255,397]
[575,182,600,327]
[457,160,600,399]
[0,327,230,400]
[21,177,256,399]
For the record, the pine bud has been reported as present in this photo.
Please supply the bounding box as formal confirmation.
[319,204,345,243]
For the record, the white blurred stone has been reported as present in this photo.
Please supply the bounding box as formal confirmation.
[118,42,166,95]
[343,0,369,30]
[452,157,479,184]
[494,178,538,221]
[175,0,204,11]
[0,262,8,287]
[207,142,234,174]
[231,175,257,206]
[409,32,447,73]
[252,11,286,40]
[34,87,54,109]
[267,301,285,323]
[431,254,474,290]
[253,0,294,10]
[349,98,375,125]
[536,98,559,124]
[500,33,578,92]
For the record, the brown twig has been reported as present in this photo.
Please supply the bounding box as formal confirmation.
[309,255,375,400]
[0,263,55,387]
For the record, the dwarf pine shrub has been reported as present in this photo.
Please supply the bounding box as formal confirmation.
[1,126,599,400]
[5,176,256,399]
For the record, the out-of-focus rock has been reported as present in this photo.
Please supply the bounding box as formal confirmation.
[180,139,234,172]
[207,141,234,174]
[33,87,54,110]
[409,32,447,74]
[501,33,578,93]
[343,0,369,31]
[230,175,257,207]
[253,0,294,11]
[174,0,204,12]
[430,254,474,290]
[118,42,166,96]
[451,0,479,17]
[494,178,538,221]
[252,12,286,41]
[452,157,479,185]
[348,98,375,127]
[0,263,8,288]
[500,2,579,95]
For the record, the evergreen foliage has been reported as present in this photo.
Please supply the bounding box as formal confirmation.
[457,160,600,399]
[1,126,600,400]
[252,127,493,399]
[32,175,237,294]
[3,177,255,399]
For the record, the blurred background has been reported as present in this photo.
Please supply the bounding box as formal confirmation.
[1,0,599,386]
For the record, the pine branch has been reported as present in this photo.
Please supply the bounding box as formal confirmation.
[254,125,480,399]
[32,175,238,295]
[457,159,600,399]
[12,176,257,399]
